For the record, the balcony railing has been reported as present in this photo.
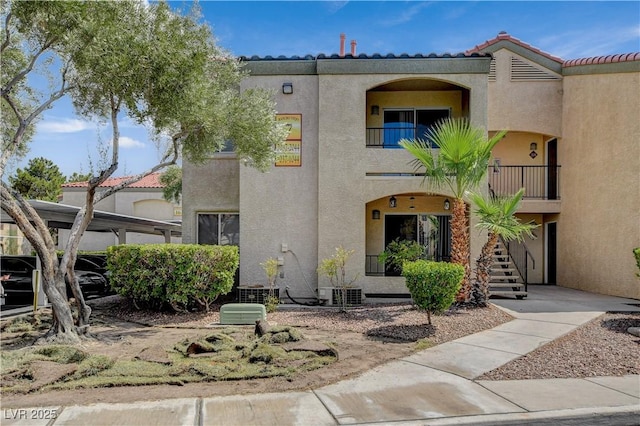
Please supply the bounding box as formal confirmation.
[366,127,434,148]
[365,255,385,276]
[488,165,561,200]
[365,254,452,276]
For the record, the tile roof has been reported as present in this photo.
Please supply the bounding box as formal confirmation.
[466,31,564,63]
[62,173,164,189]
[240,52,491,61]
[563,52,640,67]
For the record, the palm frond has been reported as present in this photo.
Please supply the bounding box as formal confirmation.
[470,188,537,242]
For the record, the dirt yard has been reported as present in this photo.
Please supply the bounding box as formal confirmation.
[1,296,513,408]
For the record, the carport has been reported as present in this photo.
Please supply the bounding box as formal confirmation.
[1,199,181,244]
[1,200,181,309]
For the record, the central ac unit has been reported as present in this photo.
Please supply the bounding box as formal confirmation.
[318,287,362,306]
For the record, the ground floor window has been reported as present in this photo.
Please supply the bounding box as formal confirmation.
[197,213,239,246]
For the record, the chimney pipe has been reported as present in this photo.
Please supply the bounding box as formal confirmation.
[339,33,346,57]
[350,40,357,56]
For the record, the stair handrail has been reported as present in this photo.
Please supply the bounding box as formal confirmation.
[499,236,535,292]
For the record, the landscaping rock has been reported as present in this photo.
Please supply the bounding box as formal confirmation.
[627,327,640,337]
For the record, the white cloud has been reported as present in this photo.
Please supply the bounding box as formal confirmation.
[380,2,432,27]
[39,118,93,133]
[539,25,640,59]
[325,1,349,14]
[119,136,146,149]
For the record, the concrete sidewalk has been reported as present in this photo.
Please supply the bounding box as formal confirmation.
[2,286,639,425]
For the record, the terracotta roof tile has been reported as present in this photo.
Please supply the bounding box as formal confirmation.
[62,173,164,189]
[240,52,491,61]
[466,31,563,63]
[563,52,640,67]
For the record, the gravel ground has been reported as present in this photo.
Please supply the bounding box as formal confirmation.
[96,297,640,380]
[478,312,640,380]
[102,297,514,345]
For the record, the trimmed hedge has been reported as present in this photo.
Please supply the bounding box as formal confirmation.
[106,244,239,311]
[402,260,464,324]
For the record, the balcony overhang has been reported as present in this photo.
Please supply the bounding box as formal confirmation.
[518,199,561,214]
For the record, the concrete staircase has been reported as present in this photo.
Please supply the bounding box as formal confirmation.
[488,241,527,299]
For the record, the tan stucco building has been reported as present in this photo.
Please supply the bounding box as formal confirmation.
[183,33,640,301]
[60,173,182,251]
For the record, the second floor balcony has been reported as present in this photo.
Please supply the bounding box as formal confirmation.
[488,165,560,200]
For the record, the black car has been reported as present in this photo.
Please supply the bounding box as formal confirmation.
[0,255,109,306]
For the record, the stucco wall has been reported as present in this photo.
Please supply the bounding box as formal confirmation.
[62,190,115,212]
[317,73,489,295]
[488,49,563,136]
[238,75,320,298]
[182,156,240,245]
[59,188,180,251]
[559,70,640,299]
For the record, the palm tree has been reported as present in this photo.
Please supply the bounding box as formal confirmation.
[399,118,506,303]
[469,188,537,306]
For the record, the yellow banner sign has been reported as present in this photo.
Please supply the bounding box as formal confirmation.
[275,114,302,167]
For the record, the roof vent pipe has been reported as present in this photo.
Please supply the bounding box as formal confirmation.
[350,40,357,56]
[340,33,346,57]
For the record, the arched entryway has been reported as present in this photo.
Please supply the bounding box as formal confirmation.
[365,193,452,277]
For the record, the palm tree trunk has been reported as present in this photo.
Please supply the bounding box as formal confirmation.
[473,232,498,306]
[451,198,471,303]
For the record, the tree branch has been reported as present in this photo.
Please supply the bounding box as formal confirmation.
[0,182,51,257]
[1,11,12,53]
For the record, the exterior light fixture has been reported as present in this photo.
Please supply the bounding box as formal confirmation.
[389,196,397,208]
[529,142,538,159]
[443,198,450,210]
[282,82,293,94]
[372,209,380,220]
[371,105,380,115]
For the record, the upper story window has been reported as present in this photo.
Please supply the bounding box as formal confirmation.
[217,139,235,153]
[367,108,450,148]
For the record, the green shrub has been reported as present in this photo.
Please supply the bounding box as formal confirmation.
[402,260,464,325]
[634,248,640,277]
[107,244,239,312]
[379,239,426,274]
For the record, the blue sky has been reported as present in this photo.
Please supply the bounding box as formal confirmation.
[12,1,640,178]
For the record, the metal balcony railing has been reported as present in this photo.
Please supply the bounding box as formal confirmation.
[365,255,385,276]
[366,127,434,148]
[488,165,561,200]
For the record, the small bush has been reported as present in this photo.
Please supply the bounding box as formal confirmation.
[634,248,640,277]
[107,244,239,312]
[402,260,464,325]
[379,239,426,274]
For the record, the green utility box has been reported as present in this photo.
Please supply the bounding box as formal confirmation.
[219,303,266,325]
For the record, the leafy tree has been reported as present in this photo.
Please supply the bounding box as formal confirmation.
[67,172,92,183]
[469,189,537,306]
[1,0,287,343]
[9,157,65,202]
[159,165,182,204]
[399,118,506,303]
